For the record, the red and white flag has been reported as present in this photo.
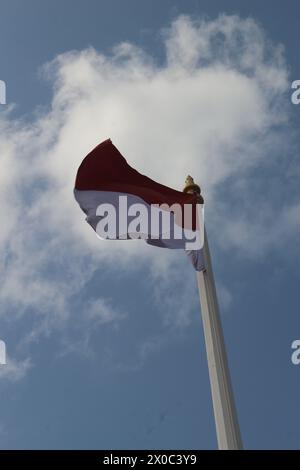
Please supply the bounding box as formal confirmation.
[74,138,204,271]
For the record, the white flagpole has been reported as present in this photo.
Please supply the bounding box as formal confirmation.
[183,177,242,450]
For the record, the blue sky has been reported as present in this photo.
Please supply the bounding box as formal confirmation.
[0,0,300,450]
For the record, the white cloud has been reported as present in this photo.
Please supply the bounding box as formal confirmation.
[0,356,31,382]
[86,298,126,325]
[0,14,296,375]
[54,298,125,360]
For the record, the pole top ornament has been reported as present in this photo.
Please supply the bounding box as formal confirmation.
[183,175,204,203]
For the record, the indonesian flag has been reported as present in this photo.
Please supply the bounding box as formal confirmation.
[74,139,204,271]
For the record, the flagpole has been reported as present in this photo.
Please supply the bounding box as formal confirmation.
[183,177,243,450]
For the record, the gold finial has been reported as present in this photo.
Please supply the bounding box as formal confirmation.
[183,175,204,203]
